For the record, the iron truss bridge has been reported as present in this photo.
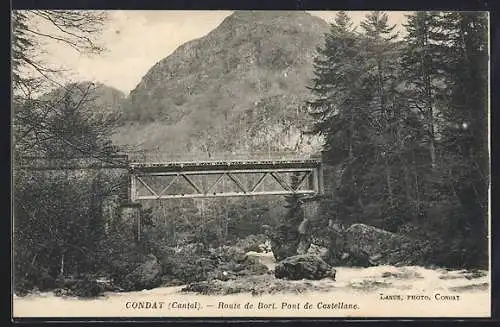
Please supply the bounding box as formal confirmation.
[17,154,325,200]
[129,158,324,200]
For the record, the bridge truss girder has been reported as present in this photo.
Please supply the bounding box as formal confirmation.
[130,162,323,200]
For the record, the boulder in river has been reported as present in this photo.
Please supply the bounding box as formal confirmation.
[341,223,413,266]
[235,234,269,253]
[275,254,336,281]
[344,223,404,256]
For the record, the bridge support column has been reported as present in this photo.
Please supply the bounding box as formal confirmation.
[304,200,320,221]
[320,151,337,198]
[119,202,142,241]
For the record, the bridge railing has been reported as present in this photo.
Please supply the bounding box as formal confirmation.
[15,151,323,170]
[126,151,320,163]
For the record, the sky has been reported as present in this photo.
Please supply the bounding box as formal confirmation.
[38,11,411,95]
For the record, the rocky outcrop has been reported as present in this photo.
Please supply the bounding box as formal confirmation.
[306,244,329,260]
[275,254,336,280]
[53,275,111,298]
[245,251,276,270]
[235,234,270,253]
[159,245,269,285]
[314,223,415,267]
[264,223,300,261]
[344,223,404,257]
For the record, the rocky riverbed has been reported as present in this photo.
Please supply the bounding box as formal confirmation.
[13,252,490,318]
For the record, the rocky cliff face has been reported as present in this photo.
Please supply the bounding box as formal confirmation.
[114,11,330,158]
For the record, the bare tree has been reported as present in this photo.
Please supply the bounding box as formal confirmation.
[11,10,117,161]
[12,10,108,96]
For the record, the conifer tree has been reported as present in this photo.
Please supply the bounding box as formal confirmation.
[308,11,363,163]
[401,12,444,170]
[358,11,401,212]
[307,12,374,226]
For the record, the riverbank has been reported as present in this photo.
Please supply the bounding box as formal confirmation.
[13,263,490,318]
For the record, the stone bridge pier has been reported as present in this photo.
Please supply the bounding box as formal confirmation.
[119,202,142,241]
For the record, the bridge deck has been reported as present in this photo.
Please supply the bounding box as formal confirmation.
[129,158,321,173]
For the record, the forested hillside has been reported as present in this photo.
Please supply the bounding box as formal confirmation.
[308,11,488,268]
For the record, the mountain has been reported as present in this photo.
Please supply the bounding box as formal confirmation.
[44,81,126,114]
[114,11,330,160]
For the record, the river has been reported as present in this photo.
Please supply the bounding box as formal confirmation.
[13,254,490,318]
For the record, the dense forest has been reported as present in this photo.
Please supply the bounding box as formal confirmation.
[12,10,489,296]
[308,11,488,268]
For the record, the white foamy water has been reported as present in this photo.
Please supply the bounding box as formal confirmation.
[13,254,490,318]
